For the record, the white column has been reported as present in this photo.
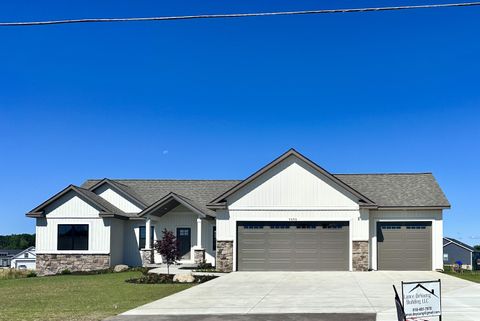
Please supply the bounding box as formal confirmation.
[145,217,151,250]
[196,217,203,248]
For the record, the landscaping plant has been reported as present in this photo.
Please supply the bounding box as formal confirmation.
[154,228,180,275]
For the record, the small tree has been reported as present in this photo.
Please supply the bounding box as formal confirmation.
[154,229,180,275]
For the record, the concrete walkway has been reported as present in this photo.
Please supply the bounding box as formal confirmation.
[122,271,480,321]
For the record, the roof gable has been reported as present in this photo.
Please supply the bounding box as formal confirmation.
[26,185,127,219]
[443,237,476,252]
[140,192,209,218]
[11,247,36,259]
[207,149,376,209]
[88,179,147,210]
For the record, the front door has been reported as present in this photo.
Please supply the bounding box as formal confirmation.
[176,227,191,260]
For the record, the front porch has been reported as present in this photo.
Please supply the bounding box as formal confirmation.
[138,192,216,267]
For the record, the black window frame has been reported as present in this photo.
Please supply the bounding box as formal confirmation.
[139,226,155,249]
[57,224,89,251]
[212,226,216,251]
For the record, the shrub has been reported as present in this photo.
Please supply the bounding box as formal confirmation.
[125,273,217,284]
[60,269,71,275]
[26,271,37,278]
[0,269,33,279]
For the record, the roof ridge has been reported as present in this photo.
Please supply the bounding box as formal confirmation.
[85,179,242,182]
[334,172,433,175]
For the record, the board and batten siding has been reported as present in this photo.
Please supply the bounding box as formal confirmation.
[109,218,125,265]
[36,191,110,254]
[369,209,443,271]
[95,185,142,213]
[228,156,360,210]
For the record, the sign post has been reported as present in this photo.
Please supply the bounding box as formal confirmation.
[401,279,442,320]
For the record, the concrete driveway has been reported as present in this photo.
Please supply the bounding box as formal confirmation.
[121,271,480,321]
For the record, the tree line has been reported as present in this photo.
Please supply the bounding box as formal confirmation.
[0,234,35,250]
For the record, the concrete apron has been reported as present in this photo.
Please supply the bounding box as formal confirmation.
[122,271,480,321]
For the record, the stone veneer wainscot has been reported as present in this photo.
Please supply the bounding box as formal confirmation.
[216,240,233,272]
[352,241,369,271]
[36,253,110,276]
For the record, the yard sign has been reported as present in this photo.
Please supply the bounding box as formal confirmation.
[402,279,442,319]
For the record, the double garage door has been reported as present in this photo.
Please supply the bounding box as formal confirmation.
[237,221,349,271]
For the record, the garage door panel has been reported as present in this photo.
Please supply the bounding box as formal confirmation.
[377,222,431,271]
[238,221,349,271]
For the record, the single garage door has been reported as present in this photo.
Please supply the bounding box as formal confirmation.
[377,222,432,271]
[237,221,349,271]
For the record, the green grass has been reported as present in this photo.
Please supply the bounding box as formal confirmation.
[0,271,193,321]
[443,269,480,283]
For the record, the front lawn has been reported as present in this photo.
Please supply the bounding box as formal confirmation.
[0,271,192,321]
[443,270,480,283]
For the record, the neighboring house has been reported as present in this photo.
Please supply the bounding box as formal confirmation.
[0,249,21,268]
[443,237,479,270]
[26,149,450,275]
[10,246,36,270]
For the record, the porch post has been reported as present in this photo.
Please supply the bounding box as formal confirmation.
[196,217,202,248]
[194,217,205,264]
[145,217,152,250]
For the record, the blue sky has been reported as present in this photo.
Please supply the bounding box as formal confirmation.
[0,1,479,245]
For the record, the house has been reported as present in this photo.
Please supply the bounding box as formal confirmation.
[10,246,36,270]
[26,149,450,275]
[0,249,21,268]
[443,237,479,270]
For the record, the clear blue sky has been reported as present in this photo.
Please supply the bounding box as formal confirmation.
[0,1,479,245]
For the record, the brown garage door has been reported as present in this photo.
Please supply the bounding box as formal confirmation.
[237,221,349,271]
[377,222,432,271]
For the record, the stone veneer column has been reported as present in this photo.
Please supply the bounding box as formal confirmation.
[352,241,369,271]
[36,254,110,276]
[140,249,154,266]
[216,240,233,272]
[194,248,205,264]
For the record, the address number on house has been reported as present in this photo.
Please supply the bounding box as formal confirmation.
[288,218,297,221]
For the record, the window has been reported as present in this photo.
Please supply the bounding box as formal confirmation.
[443,253,449,262]
[244,225,264,229]
[381,225,401,230]
[139,226,155,249]
[296,224,316,229]
[321,223,343,229]
[213,226,216,251]
[57,224,89,250]
[24,253,28,258]
[270,223,290,229]
[406,226,426,229]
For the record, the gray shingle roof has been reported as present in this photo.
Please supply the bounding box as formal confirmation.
[82,180,241,216]
[81,172,449,219]
[444,237,476,252]
[334,173,450,208]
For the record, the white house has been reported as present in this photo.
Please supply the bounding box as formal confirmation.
[10,247,36,270]
[27,149,450,275]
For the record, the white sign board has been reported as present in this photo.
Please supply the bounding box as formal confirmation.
[402,280,442,318]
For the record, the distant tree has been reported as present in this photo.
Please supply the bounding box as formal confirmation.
[0,234,35,250]
[154,229,180,275]
[475,245,480,251]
